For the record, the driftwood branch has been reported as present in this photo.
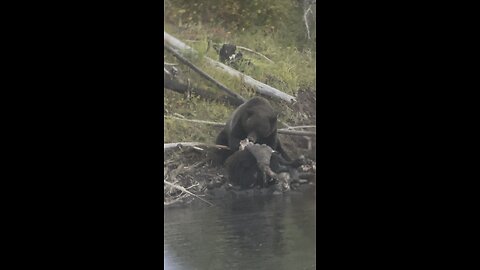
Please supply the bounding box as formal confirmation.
[164,116,316,137]
[164,180,214,206]
[165,116,225,127]
[285,125,316,129]
[164,45,246,105]
[164,32,296,103]
[277,129,316,136]
[164,67,171,76]
[164,142,230,151]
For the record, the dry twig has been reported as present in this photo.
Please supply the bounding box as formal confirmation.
[164,142,230,151]
[164,180,214,206]
[236,45,274,64]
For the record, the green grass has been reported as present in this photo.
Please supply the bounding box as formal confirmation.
[164,22,315,144]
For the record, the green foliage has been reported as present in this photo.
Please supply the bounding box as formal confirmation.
[164,91,231,143]
[164,1,316,144]
[165,0,312,48]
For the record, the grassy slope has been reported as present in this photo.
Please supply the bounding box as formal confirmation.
[164,22,316,144]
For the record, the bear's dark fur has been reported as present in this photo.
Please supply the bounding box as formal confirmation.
[215,97,290,163]
[219,44,237,63]
[225,149,305,189]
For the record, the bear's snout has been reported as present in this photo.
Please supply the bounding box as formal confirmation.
[247,132,257,143]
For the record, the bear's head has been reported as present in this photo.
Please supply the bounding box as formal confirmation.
[242,109,278,143]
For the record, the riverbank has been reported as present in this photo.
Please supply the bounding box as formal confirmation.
[164,17,316,206]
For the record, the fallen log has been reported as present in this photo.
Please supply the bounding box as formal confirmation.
[164,31,297,104]
[164,45,246,105]
[164,68,241,106]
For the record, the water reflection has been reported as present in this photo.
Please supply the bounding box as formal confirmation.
[164,187,316,270]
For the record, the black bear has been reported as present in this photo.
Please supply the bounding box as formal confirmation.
[218,44,237,63]
[215,97,290,163]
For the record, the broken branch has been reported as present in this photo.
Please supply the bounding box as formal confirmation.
[236,45,274,64]
[164,142,230,151]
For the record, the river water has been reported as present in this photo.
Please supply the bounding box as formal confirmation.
[164,185,316,270]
